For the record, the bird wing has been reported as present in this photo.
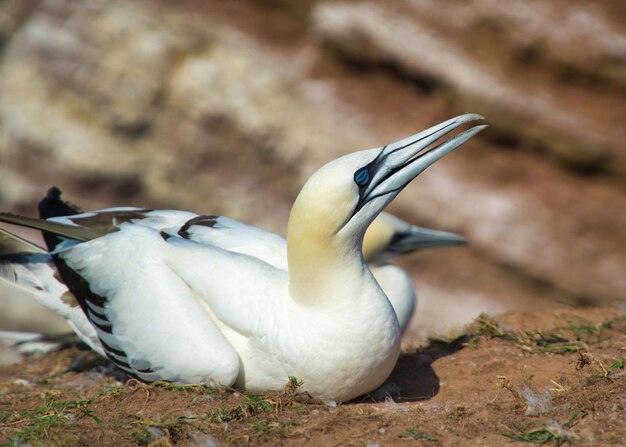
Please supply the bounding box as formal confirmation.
[176,215,288,269]
[0,208,201,360]
[162,232,287,336]
[1,209,285,383]
[0,227,104,355]
[50,209,288,267]
[56,223,244,384]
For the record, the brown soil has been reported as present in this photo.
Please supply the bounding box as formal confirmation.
[1,305,624,446]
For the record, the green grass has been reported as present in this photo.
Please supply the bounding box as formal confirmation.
[475,313,506,338]
[205,376,304,425]
[206,406,246,423]
[153,382,214,393]
[607,359,625,372]
[442,314,616,355]
[250,420,280,434]
[1,399,103,446]
[242,394,275,414]
[97,384,122,398]
[518,332,586,354]
[0,411,13,424]
[499,424,569,446]
[566,321,598,337]
[563,410,587,429]
[499,411,586,446]
[287,375,304,390]
[206,393,276,424]
[128,426,152,445]
[398,426,438,441]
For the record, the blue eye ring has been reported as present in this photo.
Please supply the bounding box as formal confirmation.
[354,168,370,187]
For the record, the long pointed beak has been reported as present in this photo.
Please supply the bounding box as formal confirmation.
[361,114,486,205]
[389,226,466,254]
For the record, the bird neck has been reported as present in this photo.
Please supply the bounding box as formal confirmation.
[287,211,373,305]
[362,214,394,263]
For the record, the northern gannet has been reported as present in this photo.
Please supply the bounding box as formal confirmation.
[0,191,464,343]
[363,213,466,334]
[0,114,485,401]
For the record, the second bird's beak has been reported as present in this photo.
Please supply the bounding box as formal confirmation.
[388,226,467,254]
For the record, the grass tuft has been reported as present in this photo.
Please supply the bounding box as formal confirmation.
[152,382,214,393]
[206,394,275,424]
[448,314,616,355]
[206,406,245,424]
[242,394,275,414]
[499,424,568,446]
[1,399,103,445]
[475,313,505,338]
[607,359,625,372]
[287,376,304,392]
[250,420,280,434]
[128,426,152,445]
[499,410,586,446]
[398,426,438,441]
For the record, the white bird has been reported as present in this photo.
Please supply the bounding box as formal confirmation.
[0,189,464,343]
[362,213,466,334]
[0,114,484,401]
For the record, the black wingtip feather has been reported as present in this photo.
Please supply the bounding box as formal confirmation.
[38,187,83,251]
[38,186,82,220]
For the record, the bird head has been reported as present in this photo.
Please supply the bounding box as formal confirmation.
[288,114,485,252]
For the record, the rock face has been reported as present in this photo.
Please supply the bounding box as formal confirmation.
[0,0,624,341]
[0,0,366,227]
[313,1,622,172]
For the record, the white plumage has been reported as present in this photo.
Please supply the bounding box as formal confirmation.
[362,213,466,333]
[0,114,484,401]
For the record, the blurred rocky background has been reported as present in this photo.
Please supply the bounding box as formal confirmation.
[0,0,624,344]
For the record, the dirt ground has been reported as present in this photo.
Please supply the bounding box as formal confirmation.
[1,305,624,447]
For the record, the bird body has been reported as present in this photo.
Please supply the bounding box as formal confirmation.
[0,114,484,401]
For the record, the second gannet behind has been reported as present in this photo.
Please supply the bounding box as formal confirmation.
[363,213,466,333]
[0,114,485,401]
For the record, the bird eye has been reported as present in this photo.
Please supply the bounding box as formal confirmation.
[354,168,370,187]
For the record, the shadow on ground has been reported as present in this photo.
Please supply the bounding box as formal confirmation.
[358,339,466,403]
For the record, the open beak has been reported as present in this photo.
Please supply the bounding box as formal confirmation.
[357,114,486,211]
